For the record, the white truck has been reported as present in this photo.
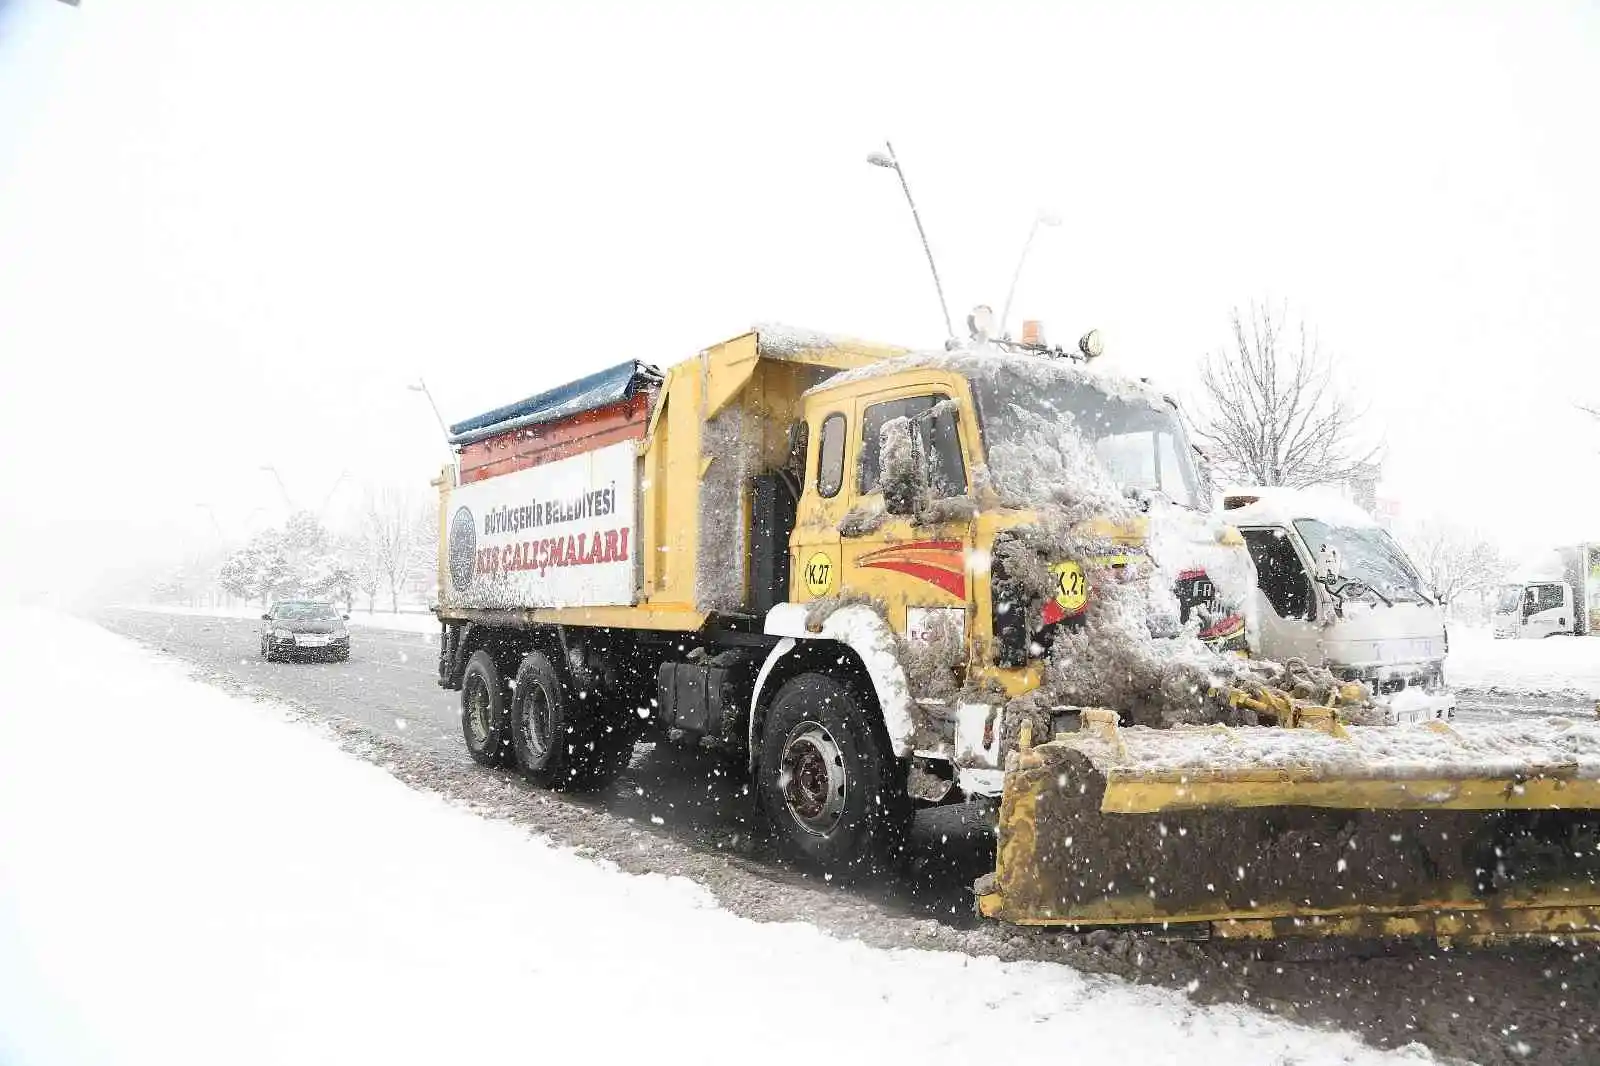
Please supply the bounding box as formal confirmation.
[1221,487,1454,722]
[1492,543,1600,639]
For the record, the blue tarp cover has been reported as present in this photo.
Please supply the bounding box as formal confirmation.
[448,360,662,447]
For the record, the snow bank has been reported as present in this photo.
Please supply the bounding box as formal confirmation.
[1449,625,1600,698]
[0,612,1429,1066]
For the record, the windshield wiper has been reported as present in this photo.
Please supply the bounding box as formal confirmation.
[1323,575,1394,608]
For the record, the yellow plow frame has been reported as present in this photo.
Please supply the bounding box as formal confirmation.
[977,709,1600,943]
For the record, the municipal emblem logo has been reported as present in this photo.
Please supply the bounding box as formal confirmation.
[448,506,476,593]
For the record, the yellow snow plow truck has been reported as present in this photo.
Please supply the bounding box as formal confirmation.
[433,325,1600,942]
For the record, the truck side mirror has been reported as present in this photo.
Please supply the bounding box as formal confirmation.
[879,415,927,516]
[1315,544,1342,585]
[261,613,272,621]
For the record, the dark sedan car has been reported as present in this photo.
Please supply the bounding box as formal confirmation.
[260,601,351,662]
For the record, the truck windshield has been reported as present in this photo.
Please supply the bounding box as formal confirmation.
[1494,585,1524,614]
[971,374,1200,508]
[1291,520,1427,604]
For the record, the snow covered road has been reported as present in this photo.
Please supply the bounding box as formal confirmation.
[64,608,1600,1064]
[1449,627,1600,723]
[0,611,1439,1066]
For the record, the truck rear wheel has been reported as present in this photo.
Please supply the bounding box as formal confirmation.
[460,650,513,768]
[757,672,910,876]
[510,650,633,791]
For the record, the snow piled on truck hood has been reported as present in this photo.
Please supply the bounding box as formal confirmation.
[0,611,1429,1066]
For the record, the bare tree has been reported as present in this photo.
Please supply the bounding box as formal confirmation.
[360,487,435,613]
[1397,520,1510,602]
[348,535,382,614]
[1191,302,1380,489]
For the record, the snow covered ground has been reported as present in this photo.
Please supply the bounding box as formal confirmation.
[118,601,441,634]
[1449,625,1600,698]
[0,611,1431,1066]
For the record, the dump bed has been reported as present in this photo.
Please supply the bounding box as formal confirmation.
[435,326,904,627]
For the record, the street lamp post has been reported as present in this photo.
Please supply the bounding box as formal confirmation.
[408,379,452,446]
[194,503,225,540]
[258,465,295,513]
[999,211,1061,340]
[866,141,955,343]
[410,379,457,485]
[319,469,350,519]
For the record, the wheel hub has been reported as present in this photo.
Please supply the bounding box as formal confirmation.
[522,684,552,760]
[465,676,491,745]
[778,722,847,836]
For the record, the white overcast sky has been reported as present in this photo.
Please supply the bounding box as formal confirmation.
[1,0,1596,600]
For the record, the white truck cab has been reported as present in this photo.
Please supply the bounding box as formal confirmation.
[1493,581,1576,639]
[1222,488,1454,723]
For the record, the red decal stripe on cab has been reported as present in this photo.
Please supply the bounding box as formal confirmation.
[857,540,966,599]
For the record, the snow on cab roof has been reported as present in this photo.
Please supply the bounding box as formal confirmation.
[1220,486,1377,528]
[803,345,1172,409]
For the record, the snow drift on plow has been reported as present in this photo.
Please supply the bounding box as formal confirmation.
[977,711,1600,941]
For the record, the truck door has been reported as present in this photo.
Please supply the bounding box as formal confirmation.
[1237,526,1323,664]
[788,407,848,612]
[839,389,975,674]
[1523,583,1569,638]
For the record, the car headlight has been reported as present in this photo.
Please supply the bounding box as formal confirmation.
[272,627,293,639]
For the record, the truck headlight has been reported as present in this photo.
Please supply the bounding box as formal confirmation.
[273,627,293,639]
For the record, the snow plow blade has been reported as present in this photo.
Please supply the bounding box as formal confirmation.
[976,710,1600,941]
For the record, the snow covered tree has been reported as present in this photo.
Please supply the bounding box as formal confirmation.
[217,514,351,606]
[219,530,290,605]
[1396,520,1510,602]
[1190,302,1380,489]
[359,487,435,613]
[348,534,382,613]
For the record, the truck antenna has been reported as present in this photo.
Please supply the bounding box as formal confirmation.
[999,210,1061,340]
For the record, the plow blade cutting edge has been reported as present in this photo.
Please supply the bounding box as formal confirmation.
[976,710,1600,941]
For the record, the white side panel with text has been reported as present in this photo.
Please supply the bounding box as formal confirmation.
[443,441,637,610]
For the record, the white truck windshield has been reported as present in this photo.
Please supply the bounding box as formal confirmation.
[1293,520,1427,604]
[1494,585,1524,614]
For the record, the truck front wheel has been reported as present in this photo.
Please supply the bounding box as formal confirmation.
[757,672,910,876]
[460,650,513,768]
[511,650,633,791]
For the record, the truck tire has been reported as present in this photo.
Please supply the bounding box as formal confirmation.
[757,672,910,876]
[510,650,633,791]
[460,650,514,768]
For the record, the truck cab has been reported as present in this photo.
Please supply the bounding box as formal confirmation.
[779,349,1247,795]
[1493,581,1575,639]
[1222,489,1453,722]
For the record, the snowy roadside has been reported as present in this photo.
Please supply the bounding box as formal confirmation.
[1449,626,1600,699]
[114,601,442,634]
[0,611,1431,1066]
